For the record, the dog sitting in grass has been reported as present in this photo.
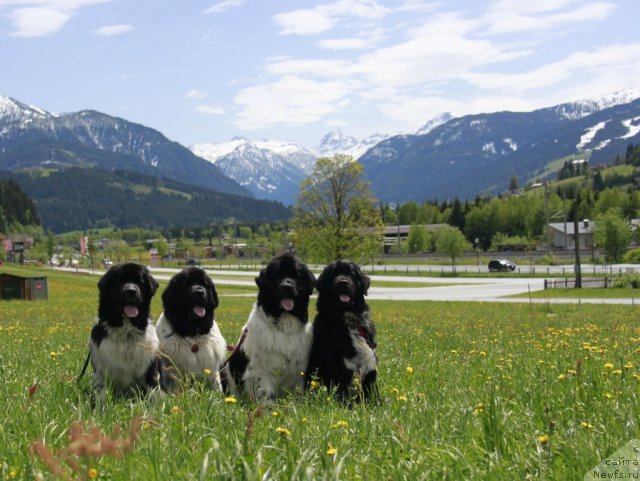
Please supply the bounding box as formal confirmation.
[87,263,163,404]
[221,253,316,404]
[155,267,226,391]
[306,260,378,402]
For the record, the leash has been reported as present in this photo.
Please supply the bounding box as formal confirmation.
[221,327,248,368]
[76,346,91,383]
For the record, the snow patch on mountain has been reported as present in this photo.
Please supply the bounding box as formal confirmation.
[576,121,609,150]
[620,116,640,139]
[555,87,640,120]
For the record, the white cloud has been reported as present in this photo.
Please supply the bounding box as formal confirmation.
[203,0,244,15]
[8,7,71,37]
[186,89,209,99]
[196,105,225,115]
[317,37,369,50]
[273,0,390,36]
[484,1,615,35]
[3,0,110,37]
[234,76,355,130]
[465,44,640,93]
[93,24,134,36]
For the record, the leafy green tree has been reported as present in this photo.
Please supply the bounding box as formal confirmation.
[435,225,470,270]
[593,208,632,263]
[46,231,55,267]
[406,224,431,253]
[291,154,383,263]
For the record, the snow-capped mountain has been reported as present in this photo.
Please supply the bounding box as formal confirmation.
[359,90,640,202]
[414,112,453,136]
[190,138,317,205]
[0,95,249,196]
[317,130,390,160]
[552,87,640,120]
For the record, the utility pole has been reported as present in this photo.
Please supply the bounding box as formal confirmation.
[571,197,582,288]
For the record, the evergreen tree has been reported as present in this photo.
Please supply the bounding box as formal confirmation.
[592,171,606,192]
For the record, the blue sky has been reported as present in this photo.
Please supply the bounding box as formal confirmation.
[1,0,639,149]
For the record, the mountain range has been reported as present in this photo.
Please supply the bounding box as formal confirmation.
[0,96,249,197]
[1,88,639,227]
[359,88,640,201]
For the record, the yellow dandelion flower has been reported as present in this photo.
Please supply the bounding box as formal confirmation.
[624,362,634,369]
[272,411,279,417]
[473,403,484,415]
[203,368,212,376]
[633,373,640,380]
[479,351,487,356]
[224,396,237,404]
[612,369,622,375]
[397,395,408,402]
[557,374,566,380]
[310,380,319,389]
[9,468,17,479]
[332,420,348,428]
[302,417,308,422]
[580,421,593,429]
[327,446,337,456]
[88,468,98,479]
[171,406,180,414]
[604,392,614,399]
[604,363,614,369]
[537,434,549,445]
[276,426,291,437]
[405,366,414,375]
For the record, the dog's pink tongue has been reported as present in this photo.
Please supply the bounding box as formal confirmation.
[124,305,139,318]
[280,299,294,311]
[339,294,351,303]
[193,306,206,318]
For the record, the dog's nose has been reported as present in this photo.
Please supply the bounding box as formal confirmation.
[192,286,206,297]
[336,277,350,287]
[123,284,139,296]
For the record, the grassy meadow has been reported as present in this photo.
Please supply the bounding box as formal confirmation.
[1,266,640,480]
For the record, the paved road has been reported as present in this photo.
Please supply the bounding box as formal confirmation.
[56,266,638,304]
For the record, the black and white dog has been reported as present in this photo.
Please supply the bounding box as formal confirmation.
[221,253,316,403]
[155,267,226,391]
[306,260,378,402]
[88,263,163,403]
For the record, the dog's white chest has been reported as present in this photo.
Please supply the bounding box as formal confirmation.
[93,320,159,388]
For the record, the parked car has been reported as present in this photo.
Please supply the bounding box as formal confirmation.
[488,259,516,272]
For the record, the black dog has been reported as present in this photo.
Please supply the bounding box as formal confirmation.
[306,260,378,402]
[155,267,226,390]
[88,263,163,403]
[221,253,316,403]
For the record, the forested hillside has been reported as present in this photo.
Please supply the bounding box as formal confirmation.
[0,168,290,233]
[0,179,40,232]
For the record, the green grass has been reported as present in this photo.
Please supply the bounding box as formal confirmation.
[511,288,640,299]
[1,267,640,480]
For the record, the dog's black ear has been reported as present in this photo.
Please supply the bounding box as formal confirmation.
[146,270,159,297]
[352,264,370,296]
[98,265,118,292]
[255,267,266,288]
[308,270,317,292]
[207,276,219,309]
[161,274,177,309]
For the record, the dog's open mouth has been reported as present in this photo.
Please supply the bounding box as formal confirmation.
[339,294,351,304]
[123,305,139,318]
[193,306,206,318]
[280,298,295,311]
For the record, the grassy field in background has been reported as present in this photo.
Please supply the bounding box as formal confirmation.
[1,266,640,480]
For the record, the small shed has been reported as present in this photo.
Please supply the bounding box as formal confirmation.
[0,273,48,301]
